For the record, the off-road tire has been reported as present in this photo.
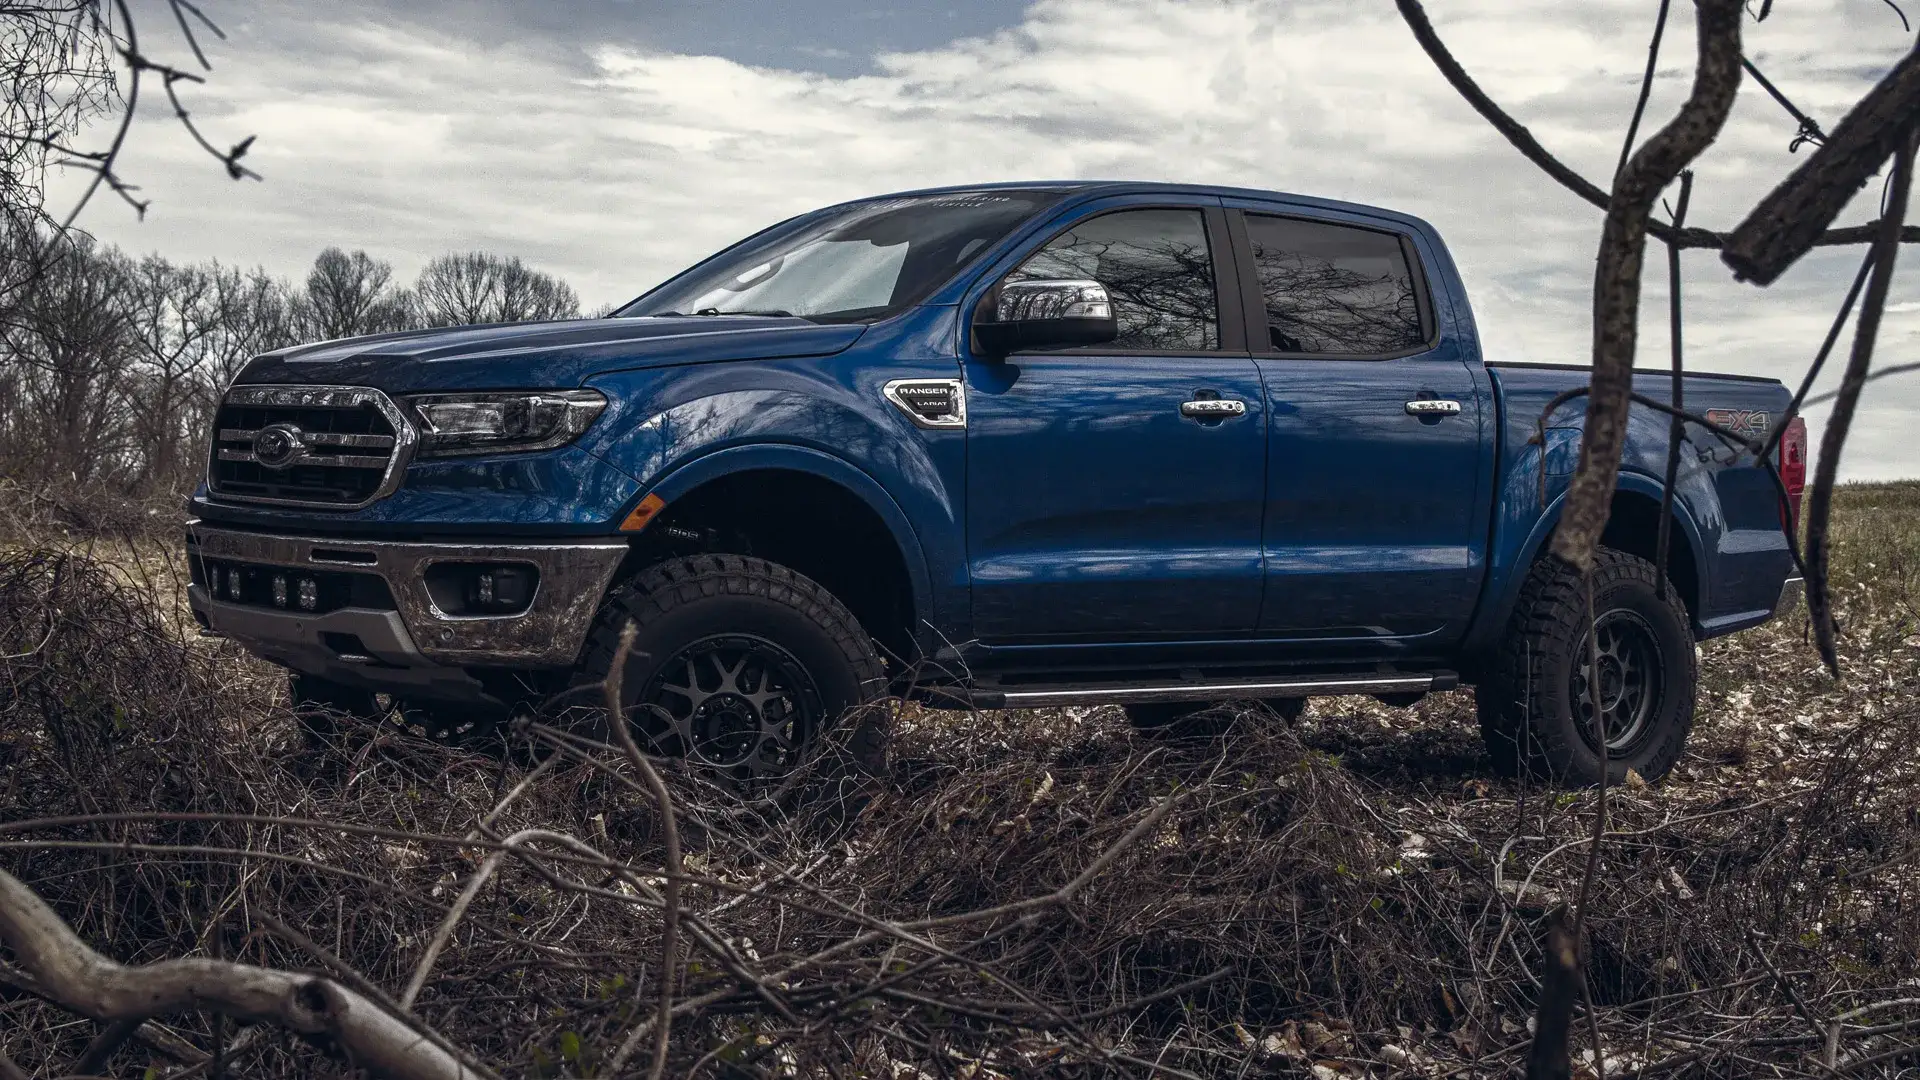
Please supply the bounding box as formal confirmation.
[1475,547,1696,785]
[570,555,889,783]
[288,673,379,748]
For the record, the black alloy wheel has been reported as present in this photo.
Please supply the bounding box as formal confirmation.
[1476,547,1697,785]
[638,633,825,780]
[1572,609,1664,757]
[570,554,889,790]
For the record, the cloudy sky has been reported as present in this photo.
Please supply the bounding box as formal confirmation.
[51,0,1920,479]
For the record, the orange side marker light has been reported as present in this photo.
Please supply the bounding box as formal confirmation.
[619,493,667,532]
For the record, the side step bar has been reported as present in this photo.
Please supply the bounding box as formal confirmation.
[958,672,1457,710]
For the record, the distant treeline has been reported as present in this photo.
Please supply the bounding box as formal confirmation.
[0,235,594,505]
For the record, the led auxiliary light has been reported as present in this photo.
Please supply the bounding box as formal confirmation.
[272,574,289,608]
[297,577,319,612]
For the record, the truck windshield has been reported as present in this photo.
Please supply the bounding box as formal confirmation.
[616,190,1063,324]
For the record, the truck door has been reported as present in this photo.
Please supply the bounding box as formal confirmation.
[963,201,1269,640]
[1228,207,1490,650]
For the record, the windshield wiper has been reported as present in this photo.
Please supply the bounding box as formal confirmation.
[642,308,802,319]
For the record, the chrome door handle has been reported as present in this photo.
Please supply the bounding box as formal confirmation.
[1181,398,1247,418]
[1405,399,1462,417]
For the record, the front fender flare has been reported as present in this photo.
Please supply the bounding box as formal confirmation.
[633,442,935,644]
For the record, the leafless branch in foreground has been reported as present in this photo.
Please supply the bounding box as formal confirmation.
[1722,43,1920,284]
[1,1,257,233]
[1553,0,1743,572]
[598,622,683,1080]
[0,866,477,1080]
[1525,909,1579,1080]
[1392,0,1920,253]
[1803,128,1917,673]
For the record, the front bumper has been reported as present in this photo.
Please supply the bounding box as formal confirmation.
[186,521,626,700]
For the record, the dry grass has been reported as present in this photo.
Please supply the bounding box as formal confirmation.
[1,484,1918,1078]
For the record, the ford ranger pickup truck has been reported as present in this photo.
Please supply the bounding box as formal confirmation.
[184,182,1805,785]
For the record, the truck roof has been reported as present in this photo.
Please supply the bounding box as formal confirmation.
[852,180,1442,236]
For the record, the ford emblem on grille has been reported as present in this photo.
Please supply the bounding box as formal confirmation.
[251,423,307,469]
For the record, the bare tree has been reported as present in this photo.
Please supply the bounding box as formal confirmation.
[300,247,414,340]
[207,262,298,382]
[0,235,133,488]
[120,253,221,490]
[414,251,579,327]
[1,1,257,232]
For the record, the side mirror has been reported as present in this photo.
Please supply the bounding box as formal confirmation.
[974,279,1118,357]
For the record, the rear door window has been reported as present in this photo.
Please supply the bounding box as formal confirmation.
[1243,213,1427,355]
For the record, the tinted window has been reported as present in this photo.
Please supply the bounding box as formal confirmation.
[619,190,1061,323]
[1245,214,1426,355]
[1008,208,1218,351]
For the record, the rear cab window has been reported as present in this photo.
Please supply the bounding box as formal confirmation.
[1241,212,1432,356]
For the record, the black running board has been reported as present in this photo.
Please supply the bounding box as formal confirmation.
[955,672,1457,710]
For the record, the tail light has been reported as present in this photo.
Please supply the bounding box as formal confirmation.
[1778,416,1807,532]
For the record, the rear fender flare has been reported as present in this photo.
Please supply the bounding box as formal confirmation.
[1466,470,1708,657]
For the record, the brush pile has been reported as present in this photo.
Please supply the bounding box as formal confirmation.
[3,519,1920,1077]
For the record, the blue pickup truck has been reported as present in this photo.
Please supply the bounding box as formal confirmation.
[185,182,1805,786]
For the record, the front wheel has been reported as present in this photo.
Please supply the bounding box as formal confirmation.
[1475,547,1697,785]
[569,555,889,787]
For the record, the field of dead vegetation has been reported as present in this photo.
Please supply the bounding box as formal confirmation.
[3,483,1920,1079]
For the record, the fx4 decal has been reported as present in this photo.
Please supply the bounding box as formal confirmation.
[1704,408,1771,440]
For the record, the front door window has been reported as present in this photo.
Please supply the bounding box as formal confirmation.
[1007,208,1219,352]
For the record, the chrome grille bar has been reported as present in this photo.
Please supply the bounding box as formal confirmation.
[218,448,393,469]
[217,428,396,449]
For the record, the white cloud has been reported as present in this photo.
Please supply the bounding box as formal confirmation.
[51,0,1920,479]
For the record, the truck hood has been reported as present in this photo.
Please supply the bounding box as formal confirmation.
[234,316,869,394]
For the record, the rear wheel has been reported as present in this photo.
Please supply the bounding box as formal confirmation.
[1475,547,1696,785]
[569,555,889,787]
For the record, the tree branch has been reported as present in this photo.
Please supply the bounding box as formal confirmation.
[0,866,479,1080]
[1554,0,1744,571]
[1525,909,1579,1080]
[601,622,683,1080]
[1393,0,1920,254]
[1723,44,1920,283]
[1803,126,1917,675]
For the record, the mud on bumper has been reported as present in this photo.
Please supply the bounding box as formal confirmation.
[186,521,626,703]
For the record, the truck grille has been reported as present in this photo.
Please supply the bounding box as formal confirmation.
[207,386,414,509]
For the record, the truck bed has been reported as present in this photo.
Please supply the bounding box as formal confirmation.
[1474,362,1796,644]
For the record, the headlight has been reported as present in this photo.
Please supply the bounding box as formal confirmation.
[404,390,606,458]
